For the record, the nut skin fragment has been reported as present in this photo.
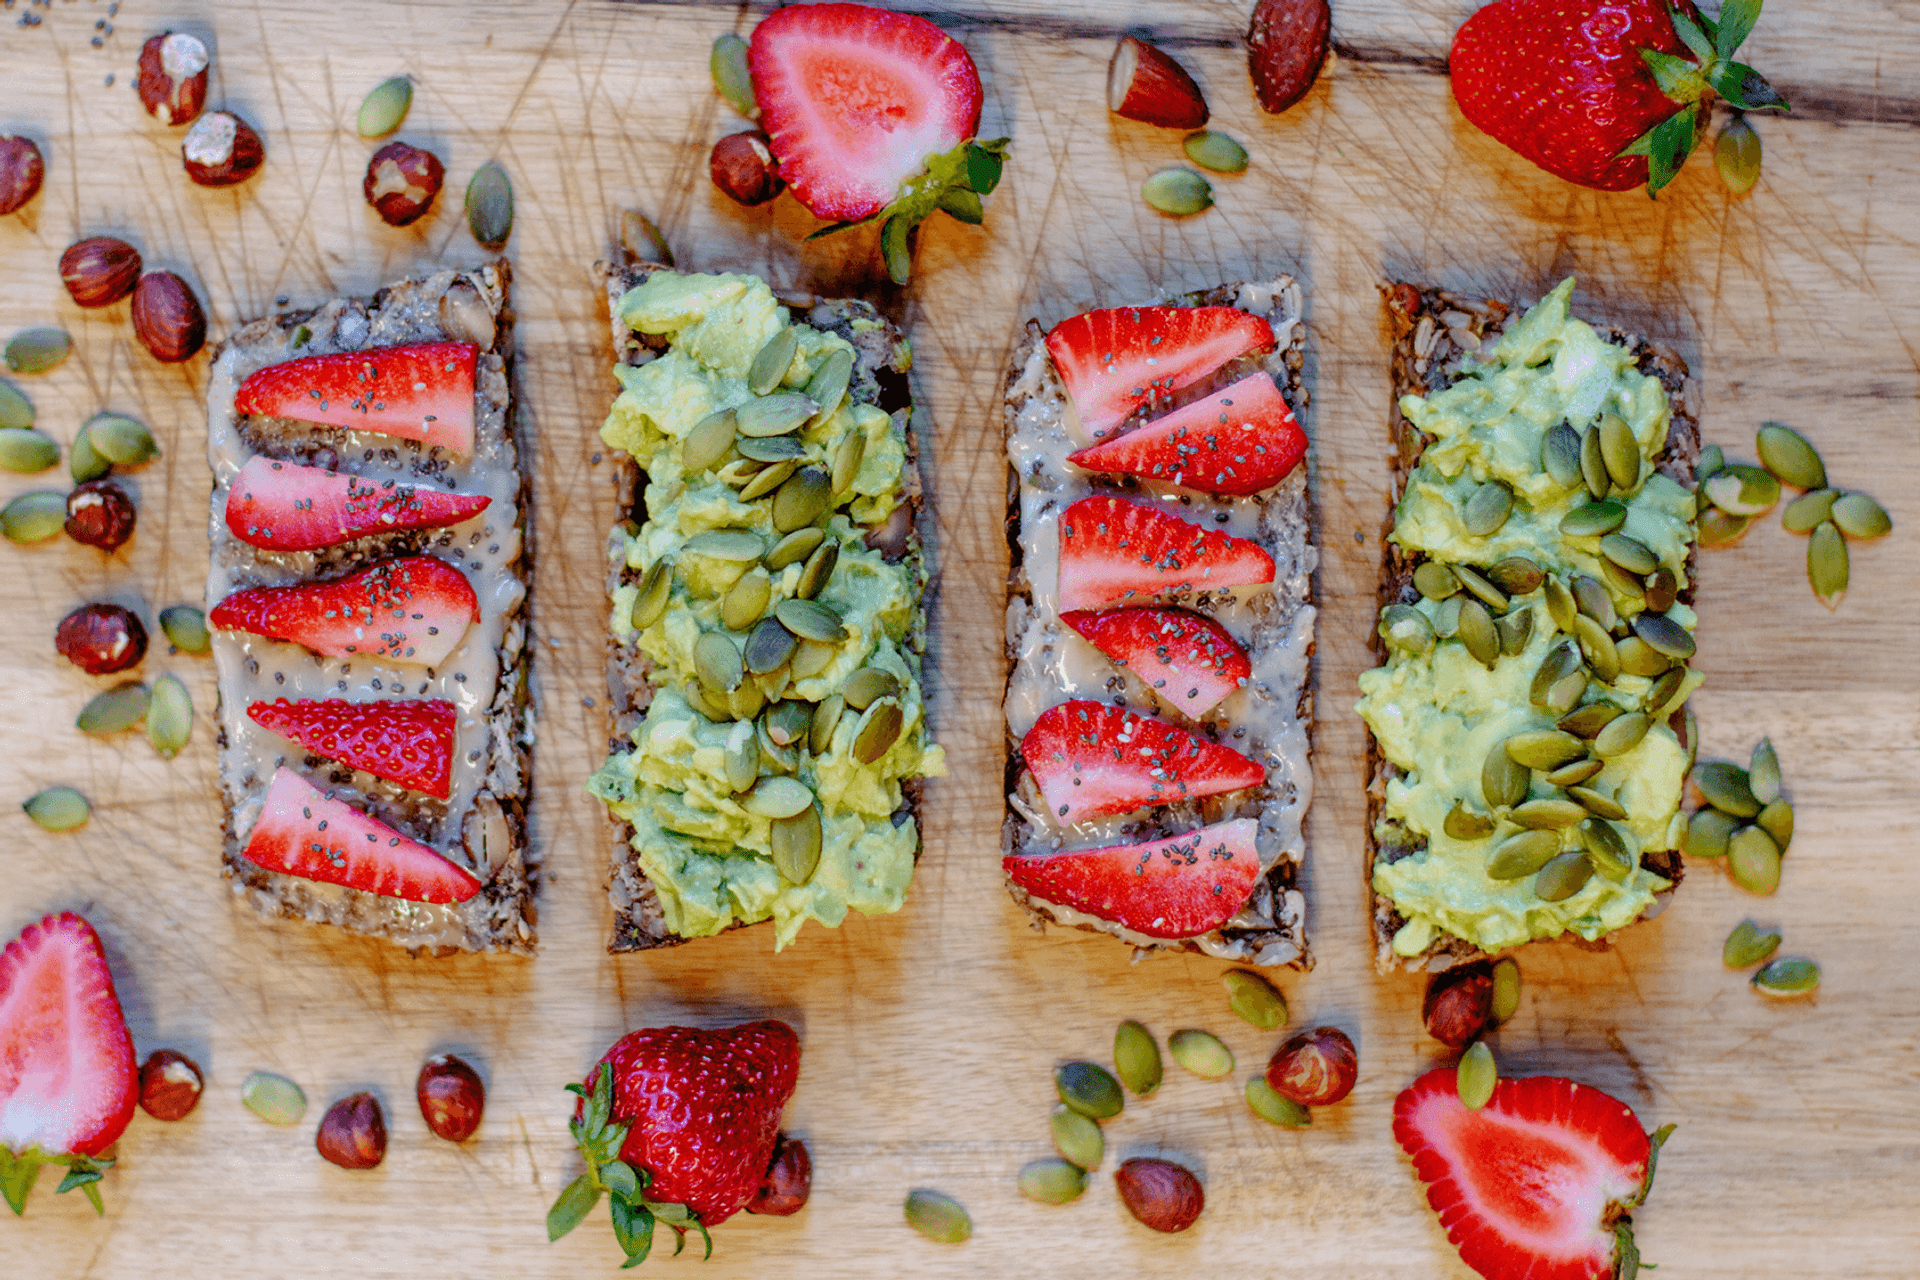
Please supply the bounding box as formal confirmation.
[416,1054,486,1143]
[316,1092,388,1169]
[363,141,445,226]
[130,271,208,363]
[1113,1157,1204,1233]
[59,237,143,308]
[139,1049,205,1121]
[745,1133,811,1215]
[0,136,45,215]
[1265,1025,1358,1106]
[64,479,137,552]
[137,32,210,126]
[56,602,149,675]
[1246,0,1332,114]
[710,131,786,206]
[1422,961,1495,1048]
[181,112,265,187]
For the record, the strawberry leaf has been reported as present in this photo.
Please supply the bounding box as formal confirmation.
[547,1172,602,1241]
[601,1159,640,1203]
[1634,1122,1679,1207]
[54,1155,111,1215]
[610,1196,656,1266]
[588,1063,614,1133]
[0,1149,42,1216]
[1714,0,1763,59]
[1640,48,1707,103]
[1614,1220,1644,1280]
[938,187,984,226]
[966,141,1008,195]
[1666,4,1715,61]
[1623,107,1699,197]
[881,216,912,286]
[1705,62,1787,111]
[803,136,1012,275]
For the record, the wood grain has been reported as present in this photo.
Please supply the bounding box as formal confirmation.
[3,1,1917,1275]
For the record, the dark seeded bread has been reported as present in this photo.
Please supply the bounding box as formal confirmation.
[1002,280,1316,968]
[1368,282,1699,974]
[597,261,927,953]
[208,263,537,956]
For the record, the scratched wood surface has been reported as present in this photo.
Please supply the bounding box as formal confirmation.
[3,0,1918,1275]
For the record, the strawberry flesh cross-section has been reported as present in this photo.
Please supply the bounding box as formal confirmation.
[233,340,478,453]
[225,455,492,552]
[1059,607,1251,716]
[1003,817,1260,939]
[1056,494,1275,612]
[1067,371,1306,496]
[209,554,478,668]
[242,767,482,904]
[1045,305,1274,443]
[1021,699,1264,825]
[247,698,457,799]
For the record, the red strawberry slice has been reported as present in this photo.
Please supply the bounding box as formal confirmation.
[1004,817,1260,939]
[1059,607,1250,716]
[1067,371,1306,496]
[209,555,478,668]
[242,767,482,903]
[1046,306,1274,443]
[0,912,137,1214]
[233,341,478,453]
[1021,699,1264,824]
[1394,1065,1670,1280]
[226,455,492,552]
[1057,495,1274,612]
[248,698,457,799]
[749,3,983,222]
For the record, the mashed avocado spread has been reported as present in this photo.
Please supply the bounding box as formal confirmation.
[589,271,945,948]
[1357,278,1699,956]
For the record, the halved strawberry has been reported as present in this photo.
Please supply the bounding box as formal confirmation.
[241,767,482,903]
[1059,607,1250,715]
[1046,306,1274,442]
[209,555,478,668]
[1021,699,1264,824]
[1066,371,1306,496]
[1394,1065,1673,1280]
[0,911,137,1216]
[1057,495,1275,612]
[226,455,492,552]
[233,341,477,453]
[1004,817,1259,939]
[248,698,457,799]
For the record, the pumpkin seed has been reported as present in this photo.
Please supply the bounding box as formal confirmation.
[684,681,728,721]
[1510,798,1588,829]
[1140,166,1213,216]
[745,776,813,820]
[1545,669,1588,715]
[1413,561,1459,600]
[1697,506,1751,545]
[1183,129,1250,173]
[147,674,192,758]
[1704,465,1780,516]
[1245,1076,1311,1127]
[852,700,903,764]
[158,605,210,654]
[1464,482,1513,537]
[843,666,902,710]
[1579,424,1610,499]
[738,459,797,503]
[1545,757,1604,788]
[23,785,90,831]
[77,681,150,734]
[1490,958,1521,1023]
[1599,533,1657,577]
[830,427,867,495]
[5,328,71,375]
[685,529,764,562]
[1582,818,1634,881]
[1598,556,1645,603]
[695,632,745,692]
[1222,970,1287,1030]
[1694,761,1759,817]
[1727,825,1782,894]
[356,75,413,138]
[776,597,847,642]
[1055,1061,1124,1120]
[630,557,673,630]
[1684,807,1738,859]
[805,348,855,427]
[722,567,772,631]
[1544,576,1577,633]
[1831,492,1891,540]
[1593,711,1650,758]
[1168,1029,1234,1080]
[764,700,813,749]
[1755,422,1824,490]
[1645,667,1687,717]
[773,466,831,533]
[1541,421,1582,488]
[1644,568,1678,613]
[710,32,758,117]
[1747,738,1781,805]
[810,693,845,753]
[743,617,797,675]
[1506,730,1586,771]
[755,665,793,706]
[1756,798,1793,852]
[0,426,58,473]
[1457,598,1499,669]
[241,1071,307,1125]
[1628,612,1693,662]
[736,392,818,438]
[1751,956,1819,997]
[797,540,839,600]
[1496,608,1534,656]
[1557,701,1622,739]
[1807,520,1848,610]
[1781,487,1838,533]
[1569,614,1618,683]
[88,414,158,465]
[1019,1156,1090,1205]
[0,379,31,430]
[748,326,800,396]
[1456,1041,1497,1111]
[1570,785,1628,822]
[792,638,839,681]
[1487,556,1544,597]
[903,1189,970,1243]
[738,435,806,465]
[1570,575,1615,630]
[1530,643,1582,707]
[1454,564,1508,613]
[765,527,826,570]
[716,458,764,488]
[1534,848,1594,901]
[1113,1020,1162,1096]
[1696,443,1726,481]
[1614,636,1668,679]
[1715,115,1762,193]
[724,722,759,792]
[465,161,513,249]
[681,409,738,472]
[1598,413,1641,491]
[1444,802,1496,840]
[1482,742,1530,808]
[1487,829,1561,880]
[2,490,67,543]
[1722,919,1781,969]
[770,803,822,884]
[1380,604,1435,656]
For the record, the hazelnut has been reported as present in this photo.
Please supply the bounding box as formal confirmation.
[1422,961,1496,1048]
[0,135,46,216]
[130,271,207,363]
[1113,1157,1204,1233]
[364,141,444,227]
[1265,1026,1359,1107]
[416,1053,485,1143]
[181,112,265,187]
[59,237,143,309]
[709,131,785,207]
[316,1092,387,1170]
[56,602,149,675]
[746,1134,811,1215]
[137,32,210,126]
[139,1049,204,1121]
[1389,281,1424,317]
[64,479,137,552]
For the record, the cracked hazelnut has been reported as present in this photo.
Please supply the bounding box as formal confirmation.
[60,237,143,309]
[56,603,148,675]
[364,141,444,227]
[65,479,137,552]
[316,1092,387,1170]
[181,112,264,187]
[709,131,785,207]
[1114,1157,1204,1233]
[416,1054,485,1143]
[131,271,207,363]
[1422,961,1496,1049]
[0,135,46,216]
[1265,1026,1359,1107]
[746,1134,811,1215]
[139,1049,204,1121]
[137,32,210,126]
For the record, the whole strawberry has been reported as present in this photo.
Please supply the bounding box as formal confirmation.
[547,1020,801,1265]
[1450,0,1786,195]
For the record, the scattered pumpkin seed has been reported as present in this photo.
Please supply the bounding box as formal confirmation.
[1140,166,1213,216]
[715,457,764,489]
[1807,520,1848,610]
[765,527,825,571]
[153,605,209,655]
[903,1189,970,1243]
[695,632,745,692]
[1756,798,1793,852]
[1444,803,1496,841]
[776,597,847,642]
[1572,614,1620,684]
[1482,742,1530,809]
[797,540,839,601]
[1545,669,1588,716]
[1570,575,1615,630]
[1487,829,1561,881]
[1581,818,1634,881]
[1755,422,1824,490]
[1429,595,1462,638]
[852,700,903,764]
[1645,568,1679,613]
[1684,807,1738,859]
[1380,604,1435,656]
[0,426,58,473]
[241,1071,307,1125]
[1598,414,1641,492]
[1592,711,1650,758]
[1557,701,1622,739]
[1615,636,1669,679]
[738,435,806,466]
[0,379,31,430]
[1495,607,1534,656]
[1464,482,1513,537]
[1510,798,1588,829]
[1781,487,1838,533]
[1486,560,1542,600]
[685,529,764,562]
[743,616,797,676]
[1454,564,1508,613]
[1168,1029,1234,1080]
[1751,956,1819,997]
[1055,1061,1123,1120]
[829,426,866,495]
[723,722,759,792]
[621,209,674,266]
[1598,556,1646,603]
[1182,130,1249,173]
[1544,576,1577,632]
[682,409,738,473]
[77,681,150,734]
[736,393,819,438]
[1570,786,1628,823]
[1629,612,1694,661]
[1113,1020,1162,1097]
[147,674,192,758]
[1696,443,1726,481]
[356,76,412,138]
[792,638,838,681]
[23,785,90,832]
[745,776,814,820]
[465,161,513,249]
[1697,506,1751,545]
[721,567,773,631]
[1704,465,1780,516]
[1020,1157,1091,1205]
[1219,970,1287,1030]
[755,667,793,708]
[2,490,67,543]
[1530,643,1582,707]
[842,666,902,711]
[773,466,832,533]
[806,349,855,427]
[1579,424,1610,499]
[809,693,845,754]
[1694,761,1759,817]
[748,326,800,397]
[1456,1041,1497,1111]
[5,328,71,375]
[1727,825,1782,895]
[684,681,728,721]
[764,699,813,749]
[1714,115,1762,193]
[86,414,157,465]
[630,558,673,630]
[1541,421,1582,488]
[742,461,803,505]
[710,33,758,117]
[1490,958,1521,1023]
[1507,730,1586,771]
[1831,492,1891,540]
[1722,919,1781,969]
[1545,757,1604,788]
[1746,738,1781,806]
[1413,562,1459,600]
[1599,533,1658,577]
[1457,598,1499,669]
[1645,668,1688,718]
[1245,1076,1311,1127]
[1533,849,1594,901]
[770,803,822,884]
[1050,1105,1105,1171]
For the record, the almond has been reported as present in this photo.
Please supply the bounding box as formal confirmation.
[1247,0,1332,114]
[59,237,143,308]
[1107,36,1210,129]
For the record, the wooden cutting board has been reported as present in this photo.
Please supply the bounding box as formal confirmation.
[4,1,1917,1274]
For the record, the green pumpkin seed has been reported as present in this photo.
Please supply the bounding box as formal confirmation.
[1020,1156,1091,1205]
[1457,598,1499,669]
[852,700,903,764]
[685,529,764,562]
[1246,1076,1311,1127]
[77,681,150,734]
[723,722,759,792]
[1570,786,1628,822]
[1454,565,1508,613]
[1598,556,1646,604]
[465,161,513,249]
[1490,958,1521,1023]
[1557,702,1622,739]
[357,75,412,138]
[809,693,845,754]
[1413,561,1459,600]
[766,527,826,571]
[1645,667,1688,717]
[773,466,831,533]
[5,328,71,375]
[695,632,745,692]
[1704,465,1781,516]
[1593,711,1650,758]
[770,803,822,884]
[1615,636,1669,679]
[712,458,760,489]
[1747,739,1781,806]
[1506,730,1586,771]
[1581,818,1634,881]
[1113,1020,1162,1096]
[1755,422,1824,490]
[1572,614,1620,684]
[147,674,192,758]
[1482,742,1530,809]
[738,435,807,465]
[1496,607,1534,656]
[1694,761,1759,817]
[743,616,797,676]
[630,558,673,630]
[736,459,796,503]
[1487,829,1561,880]
[776,597,847,642]
[1579,424,1610,499]
[1533,849,1594,901]
[1714,115,1762,194]
[1751,956,1819,996]
[159,605,210,655]
[1380,604,1435,656]
[755,665,793,705]
[805,348,855,427]
[1055,1060,1123,1120]
[830,427,867,496]
[903,1189,970,1243]
[1722,919,1781,969]
[23,785,90,832]
[1697,506,1751,545]
[1630,612,1694,661]
[1429,595,1463,639]
[1510,798,1588,829]
[1530,643,1582,707]
[1487,556,1544,597]
[1756,798,1793,852]
[748,326,800,397]
[1570,575,1615,631]
[1644,568,1678,613]
[1220,970,1287,1030]
[1696,443,1726,481]
[1545,669,1588,716]
[797,540,839,601]
[1456,1041,1497,1111]
[681,409,738,473]
[1464,482,1513,537]
[684,681,727,721]
[1781,487,1838,533]
[241,1071,307,1125]
[2,490,67,543]
[87,414,158,465]
[1182,129,1250,173]
[1545,757,1604,788]
[1727,825,1782,894]
[1807,520,1848,610]
[764,699,813,748]
[1444,803,1497,840]
[1168,1029,1234,1080]
[792,638,839,680]
[737,393,818,438]
[722,567,773,631]
[843,666,902,710]
[710,32,758,117]
[1541,421,1583,488]
[1598,533,1657,577]
[0,426,58,473]
[1683,807,1738,859]
[0,379,32,430]
[1140,167,1213,216]
[1598,414,1641,492]
[745,776,813,819]
[1831,492,1892,540]
[1544,576,1577,633]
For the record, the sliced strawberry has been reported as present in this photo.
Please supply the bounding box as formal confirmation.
[209,555,478,668]
[1060,607,1250,715]
[1046,306,1274,442]
[1057,495,1274,612]
[1004,817,1260,939]
[1394,1066,1669,1280]
[242,767,482,903]
[226,455,492,552]
[0,912,137,1214]
[233,341,477,453]
[248,698,457,799]
[1066,371,1306,496]
[1021,699,1264,824]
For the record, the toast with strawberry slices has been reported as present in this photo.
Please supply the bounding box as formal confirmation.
[1003,280,1316,967]
[204,264,536,954]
